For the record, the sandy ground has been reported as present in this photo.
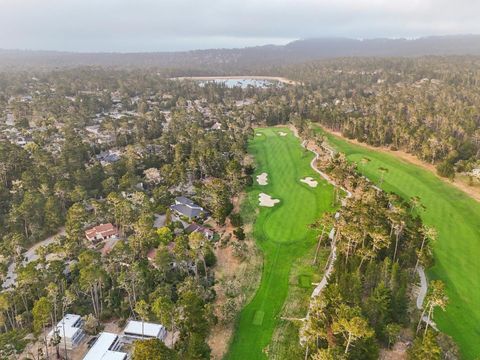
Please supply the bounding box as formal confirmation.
[172,75,300,85]
[256,172,268,185]
[320,126,480,203]
[208,244,241,359]
[379,342,409,360]
[259,193,280,207]
[300,177,318,187]
[279,131,288,136]
[208,193,262,359]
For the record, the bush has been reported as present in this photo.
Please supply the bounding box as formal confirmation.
[244,165,255,175]
[204,247,217,267]
[230,213,243,227]
[436,160,455,180]
[0,329,28,357]
[233,227,246,240]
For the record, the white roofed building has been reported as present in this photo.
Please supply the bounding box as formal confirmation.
[123,320,167,341]
[47,314,85,350]
[83,332,127,360]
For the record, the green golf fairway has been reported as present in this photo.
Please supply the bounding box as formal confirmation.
[225,128,334,360]
[315,126,480,359]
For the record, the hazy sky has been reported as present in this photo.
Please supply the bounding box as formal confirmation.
[0,0,479,52]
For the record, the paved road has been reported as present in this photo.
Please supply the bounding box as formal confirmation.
[2,228,65,289]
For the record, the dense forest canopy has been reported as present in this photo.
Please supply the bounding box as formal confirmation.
[0,58,475,358]
[281,57,480,178]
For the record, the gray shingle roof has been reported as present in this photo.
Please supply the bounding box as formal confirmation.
[170,204,203,218]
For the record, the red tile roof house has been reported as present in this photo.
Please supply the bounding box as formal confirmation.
[85,223,119,243]
[147,248,158,265]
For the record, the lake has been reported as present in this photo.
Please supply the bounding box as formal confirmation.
[172,76,298,88]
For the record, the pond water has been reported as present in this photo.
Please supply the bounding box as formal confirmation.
[198,78,277,88]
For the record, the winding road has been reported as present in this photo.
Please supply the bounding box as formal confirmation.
[2,228,65,289]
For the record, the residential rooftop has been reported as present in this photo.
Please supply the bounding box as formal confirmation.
[83,332,126,360]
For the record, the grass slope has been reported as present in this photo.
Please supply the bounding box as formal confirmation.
[225,128,334,360]
[316,126,480,359]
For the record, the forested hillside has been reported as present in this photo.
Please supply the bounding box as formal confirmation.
[268,57,480,181]
[3,35,480,71]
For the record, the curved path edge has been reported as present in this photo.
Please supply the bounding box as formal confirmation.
[289,125,433,339]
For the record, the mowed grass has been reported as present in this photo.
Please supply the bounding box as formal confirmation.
[225,128,334,360]
[315,126,480,359]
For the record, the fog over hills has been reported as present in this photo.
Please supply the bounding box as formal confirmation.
[2,35,480,71]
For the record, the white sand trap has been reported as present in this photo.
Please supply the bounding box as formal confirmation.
[259,193,280,207]
[256,133,263,136]
[300,177,318,187]
[256,172,268,185]
[279,131,288,136]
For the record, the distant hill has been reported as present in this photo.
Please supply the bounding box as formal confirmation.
[2,35,480,71]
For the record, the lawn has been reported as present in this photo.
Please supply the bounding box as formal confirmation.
[225,128,334,360]
[315,126,480,359]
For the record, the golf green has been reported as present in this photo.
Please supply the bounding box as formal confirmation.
[225,128,334,360]
[316,126,480,359]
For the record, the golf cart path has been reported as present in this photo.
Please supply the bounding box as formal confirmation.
[318,125,480,203]
[417,266,428,309]
[293,129,350,301]
[293,126,432,333]
[416,266,438,330]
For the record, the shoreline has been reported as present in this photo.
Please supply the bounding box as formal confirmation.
[317,125,480,203]
[171,75,300,85]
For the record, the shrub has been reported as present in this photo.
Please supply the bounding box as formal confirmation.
[233,227,246,240]
[436,160,455,180]
[230,213,243,227]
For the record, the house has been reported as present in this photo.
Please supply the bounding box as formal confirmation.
[96,150,121,166]
[170,196,205,220]
[147,248,158,265]
[47,314,85,350]
[185,223,214,240]
[83,332,126,360]
[147,244,179,270]
[123,320,167,341]
[85,223,119,242]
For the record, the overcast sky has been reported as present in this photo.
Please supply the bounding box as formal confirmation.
[0,0,479,52]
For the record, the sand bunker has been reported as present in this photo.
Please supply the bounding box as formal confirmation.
[256,172,268,185]
[256,133,263,136]
[300,177,318,187]
[279,132,288,137]
[259,193,280,207]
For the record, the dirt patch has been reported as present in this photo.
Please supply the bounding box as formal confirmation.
[257,172,268,185]
[379,342,409,360]
[209,238,262,358]
[209,324,235,360]
[319,125,480,203]
[208,192,262,359]
[300,177,318,187]
[259,193,280,207]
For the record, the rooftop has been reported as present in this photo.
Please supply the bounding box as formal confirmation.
[124,320,166,339]
[175,196,198,207]
[48,314,82,339]
[85,223,118,239]
[170,203,204,219]
[83,332,126,360]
